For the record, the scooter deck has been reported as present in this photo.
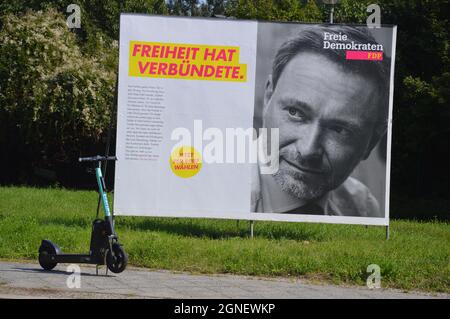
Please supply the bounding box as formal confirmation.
[40,253,103,265]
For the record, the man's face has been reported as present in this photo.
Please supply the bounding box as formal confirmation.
[263,52,380,201]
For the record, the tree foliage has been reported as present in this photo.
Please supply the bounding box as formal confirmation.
[226,0,323,21]
[0,9,116,183]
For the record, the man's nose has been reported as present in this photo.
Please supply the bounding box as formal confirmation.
[295,123,324,160]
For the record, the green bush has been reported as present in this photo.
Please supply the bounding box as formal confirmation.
[0,9,116,180]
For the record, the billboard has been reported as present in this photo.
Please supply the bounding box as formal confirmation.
[114,14,397,226]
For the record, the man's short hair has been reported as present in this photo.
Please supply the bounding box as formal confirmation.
[271,25,391,132]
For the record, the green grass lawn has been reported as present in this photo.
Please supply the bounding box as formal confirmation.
[0,186,449,293]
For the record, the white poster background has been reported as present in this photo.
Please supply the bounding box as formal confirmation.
[114,14,257,217]
[114,14,396,226]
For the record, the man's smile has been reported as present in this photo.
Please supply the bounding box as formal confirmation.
[281,156,327,175]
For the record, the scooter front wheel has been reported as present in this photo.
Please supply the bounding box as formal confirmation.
[106,243,128,273]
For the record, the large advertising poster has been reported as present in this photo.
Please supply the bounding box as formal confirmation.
[114,14,397,226]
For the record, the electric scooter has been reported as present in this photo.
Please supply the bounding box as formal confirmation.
[38,155,127,274]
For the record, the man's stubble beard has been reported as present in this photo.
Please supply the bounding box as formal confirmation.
[273,165,330,201]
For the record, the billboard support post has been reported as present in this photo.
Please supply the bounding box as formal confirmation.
[250,220,254,238]
[386,225,390,240]
[324,0,340,24]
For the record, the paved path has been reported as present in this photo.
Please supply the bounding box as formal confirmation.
[0,261,447,299]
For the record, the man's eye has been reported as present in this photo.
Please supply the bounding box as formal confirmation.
[331,126,344,133]
[287,107,304,118]
[329,125,352,136]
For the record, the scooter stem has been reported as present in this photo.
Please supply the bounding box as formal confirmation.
[95,162,115,235]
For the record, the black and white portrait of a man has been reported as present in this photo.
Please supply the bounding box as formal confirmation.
[251,24,393,217]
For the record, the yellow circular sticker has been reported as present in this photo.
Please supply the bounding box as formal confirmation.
[170,146,202,178]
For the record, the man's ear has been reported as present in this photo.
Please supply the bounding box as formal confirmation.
[362,124,387,160]
[263,75,274,113]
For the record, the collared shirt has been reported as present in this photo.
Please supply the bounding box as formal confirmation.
[251,162,382,217]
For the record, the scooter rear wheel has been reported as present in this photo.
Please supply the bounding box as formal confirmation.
[38,246,57,271]
[106,243,128,273]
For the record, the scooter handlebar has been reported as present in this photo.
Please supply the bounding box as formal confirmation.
[78,155,117,162]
